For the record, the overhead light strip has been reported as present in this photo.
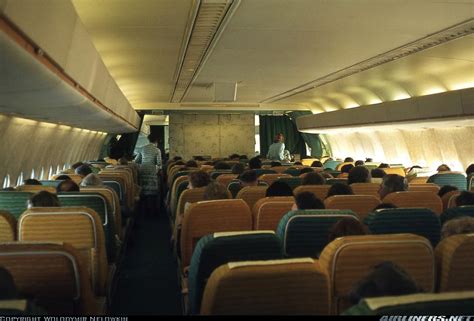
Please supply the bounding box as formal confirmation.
[261,18,474,104]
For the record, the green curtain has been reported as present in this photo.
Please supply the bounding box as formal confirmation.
[259,115,307,158]
[288,111,325,158]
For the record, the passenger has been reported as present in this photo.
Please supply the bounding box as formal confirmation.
[54,174,72,181]
[311,160,323,168]
[302,172,325,185]
[378,163,390,169]
[466,164,474,176]
[214,161,231,170]
[23,178,42,185]
[294,161,303,166]
[239,170,258,187]
[455,191,474,206]
[438,185,458,198]
[203,182,230,201]
[378,174,408,199]
[188,171,211,189]
[248,157,262,169]
[266,133,285,161]
[300,167,315,175]
[231,163,245,175]
[355,160,365,166]
[344,157,354,163]
[437,164,451,172]
[27,191,60,208]
[270,161,281,167]
[371,168,386,179]
[340,164,354,174]
[172,156,183,162]
[80,173,104,187]
[229,154,240,161]
[71,162,84,170]
[239,155,248,160]
[292,191,324,210]
[348,166,371,185]
[348,261,422,305]
[118,157,129,165]
[56,180,80,193]
[327,183,353,198]
[320,171,334,180]
[185,160,198,168]
[0,267,19,300]
[373,203,397,211]
[75,164,93,178]
[328,218,367,243]
[365,158,373,163]
[441,217,474,240]
[265,181,293,197]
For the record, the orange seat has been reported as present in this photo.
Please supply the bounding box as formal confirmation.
[236,186,268,211]
[216,174,238,188]
[293,185,330,201]
[409,176,429,184]
[324,195,381,222]
[350,183,380,199]
[16,185,57,194]
[383,191,443,214]
[252,196,295,230]
[0,211,16,241]
[441,190,461,211]
[408,183,440,194]
[383,168,406,177]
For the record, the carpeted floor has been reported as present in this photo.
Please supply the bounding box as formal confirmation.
[111,209,182,315]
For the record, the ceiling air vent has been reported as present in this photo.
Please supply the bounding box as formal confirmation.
[171,0,241,103]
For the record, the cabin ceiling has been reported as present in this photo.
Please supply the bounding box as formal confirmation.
[72,0,474,112]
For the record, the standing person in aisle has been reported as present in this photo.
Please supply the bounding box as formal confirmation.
[267,133,285,161]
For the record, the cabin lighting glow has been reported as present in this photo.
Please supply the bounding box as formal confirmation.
[422,87,446,96]
[345,103,360,109]
[450,81,474,91]
[368,98,382,105]
[393,93,411,100]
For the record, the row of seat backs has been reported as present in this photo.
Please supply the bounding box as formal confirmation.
[427,172,468,190]
[0,242,103,315]
[98,170,135,209]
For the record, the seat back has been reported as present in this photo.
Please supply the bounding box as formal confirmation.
[409,176,429,184]
[383,191,443,215]
[188,231,283,314]
[254,169,277,176]
[439,206,474,225]
[200,258,329,315]
[269,166,289,173]
[98,174,128,206]
[0,211,16,241]
[276,177,302,190]
[468,174,474,191]
[0,191,32,219]
[366,208,441,246]
[441,190,461,211]
[435,234,474,292]
[343,292,474,315]
[350,183,381,199]
[216,174,238,188]
[236,186,268,210]
[18,207,108,296]
[336,162,354,171]
[176,187,206,218]
[427,172,467,191]
[180,199,252,269]
[283,168,302,177]
[40,180,62,187]
[52,174,83,184]
[383,167,406,177]
[259,174,291,186]
[102,181,123,203]
[210,170,233,180]
[293,185,329,201]
[319,234,435,314]
[324,160,341,170]
[408,183,440,193]
[324,195,381,222]
[252,197,294,230]
[16,185,57,193]
[0,243,98,315]
[276,209,358,258]
[326,178,348,185]
[227,180,241,198]
[171,179,190,219]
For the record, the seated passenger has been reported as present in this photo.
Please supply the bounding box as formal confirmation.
[340,164,354,174]
[327,183,354,198]
[229,154,240,161]
[441,217,474,240]
[27,191,60,208]
[311,160,323,168]
[292,191,324,210]
[214,161,231,170]
[248,157,262,169]
[355,160,365,166]
[265,181,293,197]
[56,180,80,193]
[270,161,281,167]
[378,163,390,169]
[328,218,367,243]
[75,164,93,178]
[71,162,84,170]
[371,168,386,179]
[239,155,248,160]
[185,160,198,168]
[455,191,474,206]
[378,174,408,199]
[203,182,230,201]
[0,267,19,300]
[344,157,354,163]
[437,164,451,172]
[466,164,474,176]
[348,261,422,305]
[188,171,211,189]
[23,178,42,185]
[294,161,303,166]
[299,167,315,175]
[239,170,258,187]
[438,185,458,198]
[118,157,129,165]
[365,158,373,163]
[54,174,72,181]
[373,203,397,211]
[80,173,104,187]
[302,172,325,185]
[348,166,371,185]
[231,163,245,175]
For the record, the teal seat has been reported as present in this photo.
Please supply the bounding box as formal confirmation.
[40,180,61,187]
[188,231,283,315]
[254,169,277,176]
[103,180,124,204]
[366,208,441,246]
[210,170,233,180]
[440,206,474,225]
[276,209,358,258]
[283,168,301,177]
[427,173,467,190]
[325,170,341,178]
[58,192,117,262]
[326,178,348,185]
[276,177,302,190]
[342,292,474,315]
[323,160,341,170]
[0,192,33,219]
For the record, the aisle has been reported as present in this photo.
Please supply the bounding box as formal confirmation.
[111,210,182,315]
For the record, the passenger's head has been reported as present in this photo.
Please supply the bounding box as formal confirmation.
[23,178,42,186]
[147,134,158,143]
[203,182,230,201]
[378,163,390,169]
[292,192,324,211]
[231,163,245,175]
[300,167,314,175]
[188,171,211,189]
[71,162,84,170]
[248,157,262,169]
[185,160,198,168]
[344,157,354,163]
[118,157,128,166]
[340,164,354,174]
[239,155,248,160]
[355,160,365,166]
[311,160,323,168]
[348,261,421,305]
[466,164,474,176]
[371,168,386,179]
[441,217,474,240]
[348,166,371,185]
[239,170,258,187]
[302,172,326,185]
[214,161,231,170]
[438,185,458,198]
[80,173,103,187]
[270,161,281,167]
[455,191,474,207]
[294,161,303,166]
[0,267,19,300]
[28,191,60,208]
[373,203,398,211]
[328,218,367,243]
[437,164,451,172]
[173,156,183,162]
[327,183,353,198]
[265,181,293,197]
[75,165,93,178]
[54,175,72,181]
[229,154,240,161]
[274,133,284,143]
[365,158,373,163]
[56,180,80,193]
[378,174,408,199]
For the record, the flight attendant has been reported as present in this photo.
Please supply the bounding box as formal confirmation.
[266,133,285,161]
